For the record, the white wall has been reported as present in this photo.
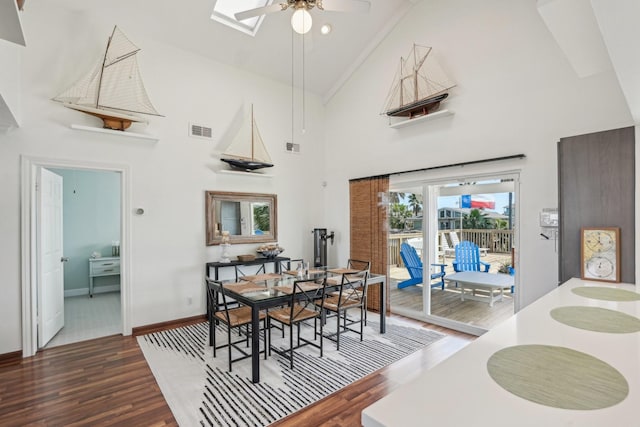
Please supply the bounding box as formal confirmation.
[49,168,121,292]
[0,0,635,355]
[0,40,21,128]
[0,4,326,353]
[323,0,633,307]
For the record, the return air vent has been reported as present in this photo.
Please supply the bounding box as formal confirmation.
[189,123,213,139]
[285,142,300,154]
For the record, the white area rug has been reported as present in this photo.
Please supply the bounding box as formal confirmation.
[138,316,444,426]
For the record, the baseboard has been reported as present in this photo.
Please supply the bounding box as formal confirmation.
[64,285,121,298]
[132,314,207,336]
[0,350,22,367]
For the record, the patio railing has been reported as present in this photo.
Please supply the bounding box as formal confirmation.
[389,230,513,267]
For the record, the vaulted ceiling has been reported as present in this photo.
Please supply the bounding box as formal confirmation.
[54,0,418,103]
[8,0,640,123]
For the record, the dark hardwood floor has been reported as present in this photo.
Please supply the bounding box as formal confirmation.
[0,316,474,426]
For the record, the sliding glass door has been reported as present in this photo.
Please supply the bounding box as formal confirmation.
[389,172,519,334]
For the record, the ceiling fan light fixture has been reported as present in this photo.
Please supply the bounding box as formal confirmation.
[291,8,312,34]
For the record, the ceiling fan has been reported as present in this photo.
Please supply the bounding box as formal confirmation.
[235,0,371,34]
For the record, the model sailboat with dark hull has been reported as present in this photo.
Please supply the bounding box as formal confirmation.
[221,105,274,171]
[382,44,455,118]
[53,26,162,130]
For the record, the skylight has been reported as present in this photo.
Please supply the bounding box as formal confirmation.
[211,0,274,37]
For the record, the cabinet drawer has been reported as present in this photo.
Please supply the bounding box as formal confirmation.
[91,264,120,276]
[90,258,121,276]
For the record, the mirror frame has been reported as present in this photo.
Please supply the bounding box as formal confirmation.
[205,191,278,246]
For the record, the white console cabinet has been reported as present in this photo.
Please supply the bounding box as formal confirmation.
[89,257,120,297]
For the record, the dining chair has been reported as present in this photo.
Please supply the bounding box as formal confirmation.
[279,258,305,275]
[235,263,266,281]
[267,276,328,369]
[327,259,371,324]
[323,269,369,350]
[206,278,267,372]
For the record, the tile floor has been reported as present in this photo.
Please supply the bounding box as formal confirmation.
[45,292,122,348]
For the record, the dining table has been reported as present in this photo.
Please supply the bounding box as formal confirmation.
[206,266,387,383]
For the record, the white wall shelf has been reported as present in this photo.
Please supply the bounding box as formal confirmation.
[218,169,273,178]
[388,109,454,129]
[70,124,158,142]
[0,0,26,46]
[0,94,19,130]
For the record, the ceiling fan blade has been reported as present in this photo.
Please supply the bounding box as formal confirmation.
[235,3,285,21]
[319,0,370,13]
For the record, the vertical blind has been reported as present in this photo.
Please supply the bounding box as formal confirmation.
[349,175,389,313]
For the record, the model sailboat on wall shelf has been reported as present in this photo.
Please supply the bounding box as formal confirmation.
[221,105,274,171]
[382,44,455,119]
[53,26,162,131]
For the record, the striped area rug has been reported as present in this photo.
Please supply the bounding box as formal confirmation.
[138,316,444,426]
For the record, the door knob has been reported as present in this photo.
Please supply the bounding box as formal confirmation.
[61,257,69,262]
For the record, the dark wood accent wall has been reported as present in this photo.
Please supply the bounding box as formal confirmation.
[558,126,635,283]
[349,176,389,313]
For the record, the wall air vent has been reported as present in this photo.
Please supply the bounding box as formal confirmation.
[285,141,300,154]
[189,123,213,139]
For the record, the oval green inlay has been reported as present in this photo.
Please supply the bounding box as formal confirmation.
[487,345,628,410]
[572,287,640,302]
[551,306,640,333]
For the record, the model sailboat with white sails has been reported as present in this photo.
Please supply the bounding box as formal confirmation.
[53,26,161,131]
[221,105,274,171]
[382,44,455,119]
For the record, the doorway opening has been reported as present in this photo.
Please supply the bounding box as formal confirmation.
[44,167,122,348]
[388,171,519,335]
[21,156,131,357]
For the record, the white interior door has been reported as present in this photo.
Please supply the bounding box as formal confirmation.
[38,168,64,347]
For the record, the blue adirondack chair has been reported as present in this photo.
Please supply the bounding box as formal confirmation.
[398,243,447,289]
[452,241,490,272]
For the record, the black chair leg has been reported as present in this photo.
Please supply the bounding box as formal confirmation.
[319,317,324,357]
[336,310,341,351]
[289,324,294,369]
[360,306,364,341]
[262,319,267,360]
[227,327,232,372]
[212,320,217,357]
[268,317,272,356]
[209,314,214,346]
[364,297,368,326]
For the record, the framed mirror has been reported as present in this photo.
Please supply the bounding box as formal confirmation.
[206,191,277,245]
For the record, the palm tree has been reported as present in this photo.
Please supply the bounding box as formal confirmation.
[389,192,405,204]
[493,218,509,230]
[463,209,489,229]
[407,193,422,216]
[253,205,270,232]
[390,203,411,230]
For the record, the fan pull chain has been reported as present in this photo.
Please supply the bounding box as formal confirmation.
[291,25,294,144]
[302,27,306,134]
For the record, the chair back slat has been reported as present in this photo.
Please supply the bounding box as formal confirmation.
[280,258,304,273]
[335,269,369,305]
[235,263,266,280]
[206,278,234,324]
[347,259,371,273]
[400,243,423,280]
[289,275,327,322]
[454,241,482,271]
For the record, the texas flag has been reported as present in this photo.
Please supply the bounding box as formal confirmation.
[461,194,495,210]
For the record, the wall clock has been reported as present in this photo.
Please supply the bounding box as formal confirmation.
[581,227,620,282]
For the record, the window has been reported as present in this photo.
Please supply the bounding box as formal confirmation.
[211,0,273,37]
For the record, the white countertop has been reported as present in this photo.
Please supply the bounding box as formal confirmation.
[361,278,640,427]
